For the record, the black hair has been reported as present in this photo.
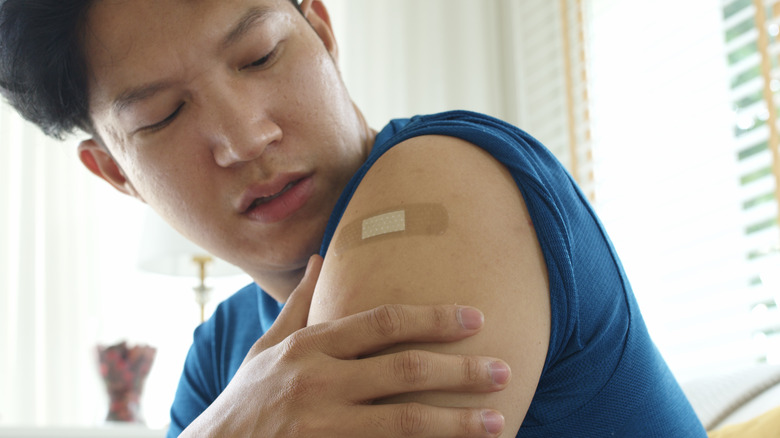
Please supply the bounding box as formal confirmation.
[0,0,303,139]
[0,1,92,138]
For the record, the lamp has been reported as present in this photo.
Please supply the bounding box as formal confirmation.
[137,208,244,322]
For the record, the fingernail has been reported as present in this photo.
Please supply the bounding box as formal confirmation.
[489,361,510,385]
[481,410,504,435]
[304,257,313,275]
[457,307,484,330]
[305,255,319,276]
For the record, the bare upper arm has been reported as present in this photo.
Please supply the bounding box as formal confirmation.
[308,134,551,435]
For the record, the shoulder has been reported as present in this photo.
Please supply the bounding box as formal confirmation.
[349,111,575,227]
[310,127,552,434]
[314,131,549,314]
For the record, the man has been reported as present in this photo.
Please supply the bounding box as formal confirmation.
[0,0,707,436]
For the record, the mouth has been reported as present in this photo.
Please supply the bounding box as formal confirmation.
[246,179,301,212]
[238,174,315,224]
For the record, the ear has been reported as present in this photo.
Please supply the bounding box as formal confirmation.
[77,139,145,201]
[300,0,339,62]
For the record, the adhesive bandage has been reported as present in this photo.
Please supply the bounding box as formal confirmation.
[334,203,449,255]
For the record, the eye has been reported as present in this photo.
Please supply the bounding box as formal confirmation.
[241,44,281,71]
[141,103,184,133]
[247,52,272,68]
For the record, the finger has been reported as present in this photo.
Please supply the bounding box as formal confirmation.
[343,350,511,401]
[243,255,322,364]
[356,404,505,438]
[310,304,484,358]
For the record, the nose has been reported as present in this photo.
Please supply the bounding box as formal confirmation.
[212,118,283,167]
[205,88,283,168]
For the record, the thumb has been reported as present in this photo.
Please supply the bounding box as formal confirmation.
[245,255,323,359]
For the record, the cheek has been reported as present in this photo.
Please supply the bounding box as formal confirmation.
[124,147,208,211]
[139,168,217,244]
[282,42,350,118]
[290,63,361,154]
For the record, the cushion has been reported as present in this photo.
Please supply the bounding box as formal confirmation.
[708,405,780,438]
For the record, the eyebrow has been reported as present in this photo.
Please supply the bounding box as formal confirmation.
[113,81,177,115]
[112,7,274,115]
[220,6,274,51]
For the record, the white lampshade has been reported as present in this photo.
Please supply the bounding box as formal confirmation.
[137,208,243,278]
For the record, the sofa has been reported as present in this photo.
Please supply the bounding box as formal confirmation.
[682,364,780,434]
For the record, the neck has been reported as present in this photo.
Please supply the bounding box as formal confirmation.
[251,265,307,303]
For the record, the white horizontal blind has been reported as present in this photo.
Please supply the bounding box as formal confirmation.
[490,0,595,197]
[328,0,592,183]
[561,0,596,198]
[327,0,511,129]
[507,0,570,160]
[586,0,758,380]
[723,0,780,365]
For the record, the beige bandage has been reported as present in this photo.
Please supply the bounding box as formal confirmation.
[334,203,449,255]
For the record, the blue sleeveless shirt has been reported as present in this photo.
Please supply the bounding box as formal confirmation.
[167,111,706,437]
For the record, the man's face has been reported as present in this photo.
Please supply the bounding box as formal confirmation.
[81,0,372,295]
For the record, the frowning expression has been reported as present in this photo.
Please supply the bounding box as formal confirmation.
[81,0,373,297]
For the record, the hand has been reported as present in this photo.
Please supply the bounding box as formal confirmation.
[181,255,510,438]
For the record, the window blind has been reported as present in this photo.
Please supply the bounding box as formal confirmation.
[724,0,780,365]
[586,0,764,380]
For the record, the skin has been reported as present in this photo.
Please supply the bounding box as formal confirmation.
[76,0,550,435]
[308,135,551,435]
[79,0,373,299]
